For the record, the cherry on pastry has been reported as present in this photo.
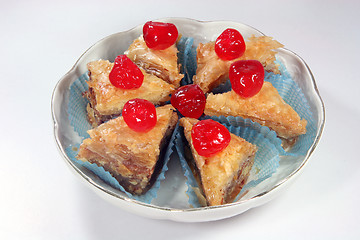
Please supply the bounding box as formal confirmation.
[109,55,144,89]
[171,84,206,119]
[191,119,231,157]
[122,98,157,132]
[215,28,246,61]
[229,59,265,98]
[143,21,178,50]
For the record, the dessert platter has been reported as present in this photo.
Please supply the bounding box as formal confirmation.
[51,18,325,222]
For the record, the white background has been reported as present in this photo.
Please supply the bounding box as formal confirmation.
[1,0,359,239]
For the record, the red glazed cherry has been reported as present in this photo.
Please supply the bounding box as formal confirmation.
[229,60,265,98]
[215,28,246,61]
[143,21,178,50]
[191,119,231,158]
[171,84,206,119]
[109,55,144,89]
[122,99,157,132]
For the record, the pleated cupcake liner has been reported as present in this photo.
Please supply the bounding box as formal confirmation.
[177,37,196,86]
[68,72,91,139]
[174,116,281,208]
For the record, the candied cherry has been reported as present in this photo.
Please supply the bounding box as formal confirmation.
[171,84,206,119]
[122,99,157,132]
[191,119,231,158]
[109,55,144,89]
[215,28,246,61]
[143,21,178,50]
[229,60,265,98]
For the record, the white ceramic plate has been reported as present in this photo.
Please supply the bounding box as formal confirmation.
[51,18,325,222]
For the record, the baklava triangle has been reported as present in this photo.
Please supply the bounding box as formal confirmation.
[85,59,175,127]
[77,105,178,195]
[125,36,184,87]
[193,35,283,93]
[180,117,257,206]
[204,82,307,144]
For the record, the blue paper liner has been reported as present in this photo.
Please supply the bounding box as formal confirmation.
[181,37,316,156]
[177,36,197,86]
[67,74,177,204]
[264,63,317,155]
[174,116,281,208]
[68,72,91,139]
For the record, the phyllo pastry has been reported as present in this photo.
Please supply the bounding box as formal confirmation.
[125,36,184,87]
[204,81,307,145]
[85,59,175,127]
[193,35,283,93]
[77,105,178,195]
[179,117,257,206]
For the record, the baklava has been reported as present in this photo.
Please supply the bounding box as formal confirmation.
[85,59,175,127]
[77,105,178,195]
[125,36,184,87]
[204,82,307,146]
[193,35,283,93]
[180,117,257,206]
